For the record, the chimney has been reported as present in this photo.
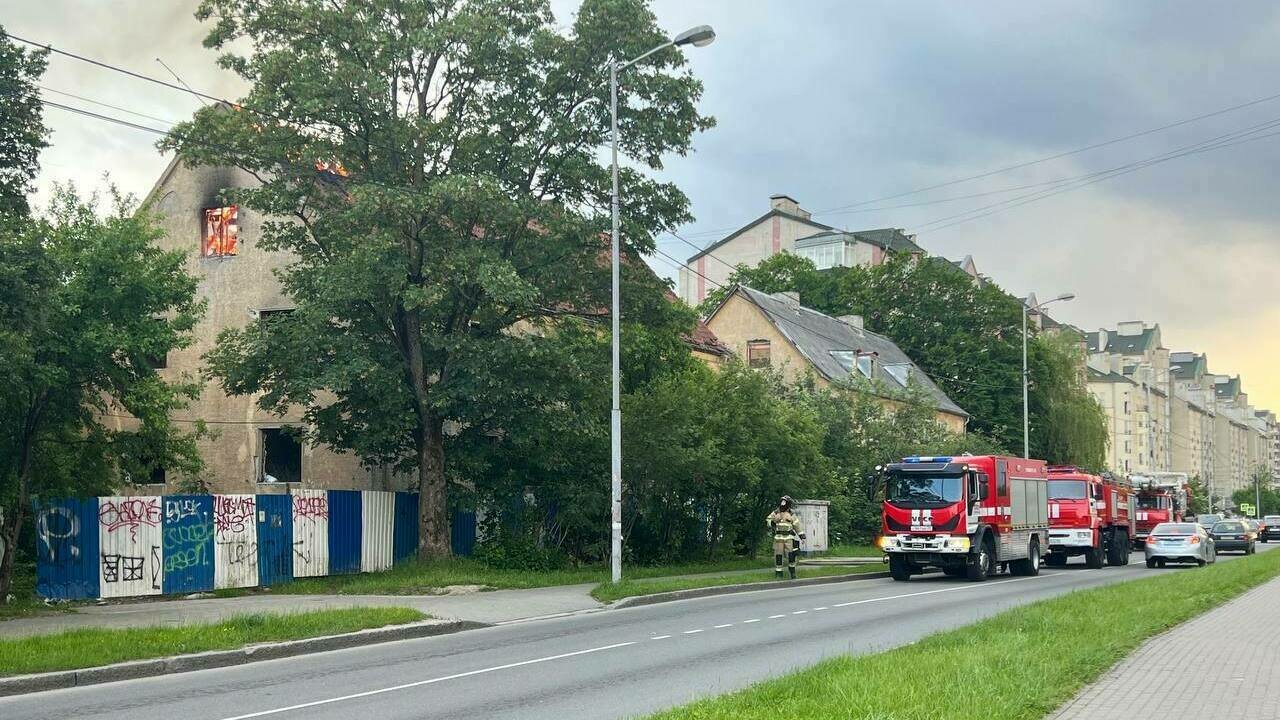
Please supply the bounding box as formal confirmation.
[838,314,864,329]
[769,194,811,220]
[1117,321,1145,336]
[1095,329,1108,352]
[772,290,801,308]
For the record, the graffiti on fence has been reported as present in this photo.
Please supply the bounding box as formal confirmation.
[163,522,213,572]
[99,497,161,541]
[164,498,202,524]
[214,494,259,588]
[37,505,80,562]
[292,495,328,522]
[214,495,256,533]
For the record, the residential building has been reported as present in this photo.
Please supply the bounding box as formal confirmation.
[1211,375,1256,497]
[1085,322,1172,476]
[1170,351,1216,487]
[705,285,968,432]
[678,195,924,304]
[1087,367,1140,473]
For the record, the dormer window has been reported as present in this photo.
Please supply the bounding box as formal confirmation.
[203,205,239,257]
[884,363,911,386]
[856,353,873,378]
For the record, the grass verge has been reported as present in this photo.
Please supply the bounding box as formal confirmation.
[0,565,76,622]
[274,555,874,596]
[645,549,1280,720]
[0,607,427,677]
[590,564,883,604]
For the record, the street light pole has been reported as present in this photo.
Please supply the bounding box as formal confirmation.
[609,25,715,585]
[1022,292,1075,459]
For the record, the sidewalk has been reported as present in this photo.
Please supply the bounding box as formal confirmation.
[0,583,603,639]
[1050,575,1280,719]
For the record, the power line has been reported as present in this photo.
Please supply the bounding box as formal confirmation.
[40,85,176,126]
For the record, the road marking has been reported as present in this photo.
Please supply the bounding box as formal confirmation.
[650,635,671,640]
[682,629,704,634]
[714,623,733,628]
[768,614,786,619]
[831,575,1042,608]
[792,610,807,615]
[215,641,638,720]
[813,606,829,611]
[742,618,761,623]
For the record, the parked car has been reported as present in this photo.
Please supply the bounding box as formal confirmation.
[1144,522,1216,567]
[1261,515,1280,542]
[1244,519,1262,540]
[1212,520,1256,554]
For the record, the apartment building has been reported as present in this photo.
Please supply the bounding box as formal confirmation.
[1085,322,1171,475]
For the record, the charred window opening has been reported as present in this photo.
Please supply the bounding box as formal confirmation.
[747,340,771,368]
[260,427,302,484]
[202,205,239,257]
[257,308,295,322]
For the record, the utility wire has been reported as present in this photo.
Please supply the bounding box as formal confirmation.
[40,85,176,126]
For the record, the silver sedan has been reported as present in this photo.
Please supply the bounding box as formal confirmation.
[1144,522,1216,567]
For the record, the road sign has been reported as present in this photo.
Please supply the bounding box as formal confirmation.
[1241,503,1256,516]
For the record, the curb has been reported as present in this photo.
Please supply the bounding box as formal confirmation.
[610,570,892,609]
[0,618,487,698]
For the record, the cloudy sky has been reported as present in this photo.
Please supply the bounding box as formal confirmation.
[12,1,1280,410]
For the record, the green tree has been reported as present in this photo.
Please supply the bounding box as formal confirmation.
[0,28,47,216]
[0,187,206,603]
[1232,467,1280,516]
[1027,332,1108,470]
[1186,475,1210,516]
[172,0,714,557]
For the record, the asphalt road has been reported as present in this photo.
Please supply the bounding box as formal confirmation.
[5,543,1275,720]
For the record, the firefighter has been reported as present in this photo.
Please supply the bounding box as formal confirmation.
[766,496,806,579]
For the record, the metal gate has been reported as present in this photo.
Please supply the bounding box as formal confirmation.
[256,494,293,587]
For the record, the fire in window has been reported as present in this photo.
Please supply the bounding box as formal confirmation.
[203,205,239,257]
[747,339,771,368]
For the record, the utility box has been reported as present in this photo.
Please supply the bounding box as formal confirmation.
[792,499,829,552]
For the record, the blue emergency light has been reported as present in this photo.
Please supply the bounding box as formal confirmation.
[901,456,953,463]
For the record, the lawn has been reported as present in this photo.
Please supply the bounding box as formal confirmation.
[590,564,883,604]
[274,553,875,596]
[645,548,1280,720]
[0,607,427,677]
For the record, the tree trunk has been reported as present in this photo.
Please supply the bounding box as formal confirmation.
[0,436,34,604]
[417,412,450,559]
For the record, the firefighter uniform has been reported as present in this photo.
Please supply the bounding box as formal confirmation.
[766,504,804,579]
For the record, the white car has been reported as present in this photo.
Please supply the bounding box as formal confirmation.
[1143,522,1216,568]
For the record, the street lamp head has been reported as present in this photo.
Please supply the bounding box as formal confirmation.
[1052,292,1076,303]
[673,25,716,48]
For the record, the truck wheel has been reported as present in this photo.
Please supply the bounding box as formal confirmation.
[1045,553,1067,567]
[966,538,993,581]
[888,555,911,582]
[1011,539,1041,576]
[1085,543,1105,569]
[1106,532,1130,566]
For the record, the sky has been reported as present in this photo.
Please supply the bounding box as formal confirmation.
[10,0,1280,411]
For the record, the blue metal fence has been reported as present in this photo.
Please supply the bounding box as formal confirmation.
[32,490,440,600]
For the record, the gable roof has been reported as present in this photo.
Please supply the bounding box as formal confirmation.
[1088,366,1137,385]
[726,285,967,417]
[793,228,925,256]
[686,210,832,263]
[1086,327,1159,355]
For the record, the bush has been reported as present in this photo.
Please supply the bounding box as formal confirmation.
[472,533,569,572]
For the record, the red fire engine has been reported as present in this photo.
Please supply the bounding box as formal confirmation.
[1044,466,1134,568]
[1131,472,1192,546]
[877,455,1049,581]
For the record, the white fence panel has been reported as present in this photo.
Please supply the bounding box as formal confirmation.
[97,496,163,598]
[361,491,395,573]
[214,494,259,589]
[291,489,329,577]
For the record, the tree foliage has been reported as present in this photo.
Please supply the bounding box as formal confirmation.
[705,252,1108,468]
[0,29,47,217]
[0,187,206,603]
[169,0,715,557]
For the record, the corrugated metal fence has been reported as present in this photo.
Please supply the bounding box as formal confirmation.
[33,490,445,601]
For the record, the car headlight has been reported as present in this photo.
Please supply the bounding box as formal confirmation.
[877,535,898,549]
[946,537,971,551]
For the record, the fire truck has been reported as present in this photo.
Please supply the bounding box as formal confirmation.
[1044,466,1134,568]
[877,455,1049,581]
[1131,472,1192,546]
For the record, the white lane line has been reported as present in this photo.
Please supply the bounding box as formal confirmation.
[682,629,704,634]
[650,635,671,640]
[742,618,761,623]
[831,575,1041,609]
[714,623,733,629]
[792,610,807,615]
[768,614,786,619]
[216,641,637,720]
[813,607,829,611]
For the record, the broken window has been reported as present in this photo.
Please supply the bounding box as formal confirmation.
[259,427,302,484]
[257,308,295,321]
[202,205,239,257]
[747,340,771,368]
